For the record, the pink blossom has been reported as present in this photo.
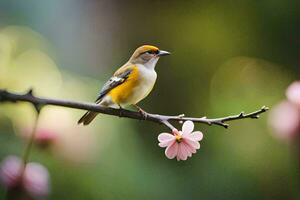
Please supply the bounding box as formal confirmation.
[34,129,58,148]
[23,162,50,198]
[286,81,300,108]
[0,156,50,199]
[269,101,300,141]
[19,108,98,163]
[0,156,22,188]
[158,121,203,161]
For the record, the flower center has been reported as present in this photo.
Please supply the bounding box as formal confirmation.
[175,134,182,143]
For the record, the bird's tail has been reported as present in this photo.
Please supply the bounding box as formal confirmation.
[78,111,98,125]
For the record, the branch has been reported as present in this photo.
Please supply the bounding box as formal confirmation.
[0,89,269,130]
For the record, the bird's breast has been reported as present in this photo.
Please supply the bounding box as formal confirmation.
[108,65,157,106]
[133,65,157,102]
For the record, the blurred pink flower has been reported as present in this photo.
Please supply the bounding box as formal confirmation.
[158,121,203,161]
[22,128,58,149]
[0,156,22,188]
[34,129,58,148]
[19,108,98,163]
[286,81,300,108]
[0,156,50,199]
[23,162,50,198]
[269,101,300,141]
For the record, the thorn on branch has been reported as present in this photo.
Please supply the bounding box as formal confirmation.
[26,88,42,113]
[223,124,229,129]
[216,121,229,128]
[178,114,185,118]
[261,106,269,111]
[27,88,34,96]
[239,112,245,117]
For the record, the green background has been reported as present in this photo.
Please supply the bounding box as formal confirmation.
[0,0,300,199]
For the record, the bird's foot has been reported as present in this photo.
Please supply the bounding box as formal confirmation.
[118,105,124,117]
[138,108,149,120]
[134,105,149,120]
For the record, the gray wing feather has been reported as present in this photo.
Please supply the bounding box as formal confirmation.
[95,69,132,102]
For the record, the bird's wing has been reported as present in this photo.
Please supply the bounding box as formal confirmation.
[95,65,134,102]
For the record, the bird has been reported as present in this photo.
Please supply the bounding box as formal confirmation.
[78,45,170,125]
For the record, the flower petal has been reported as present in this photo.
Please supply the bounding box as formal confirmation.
[159,139,175,148]
[165,142,178,159]
[182,141,196,154]
[182,121,194,135]
[176,145,184,161]
[23,162,50,198]
[0,156,22,188]
[184,138,200,149]
[189,131,203,141]
[158,133,175,142]
[179,143,190,160]
[158,133,176,147]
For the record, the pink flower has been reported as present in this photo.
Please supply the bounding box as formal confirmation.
[0,156,22,188]
[19,108,98,163]
[286,81,300,108]
[34,129,58,148]
[0,156,50,199]
[269,101,300,141]
[158,121,203,161]
[23,162,50,198]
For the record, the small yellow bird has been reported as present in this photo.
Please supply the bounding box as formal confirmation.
[78,45,170,125]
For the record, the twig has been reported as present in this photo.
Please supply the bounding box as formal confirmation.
[0,89,269,130]
[19,90,42,178]
[22,109,40,167]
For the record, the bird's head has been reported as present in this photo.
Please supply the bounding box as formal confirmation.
[129,45,170,68]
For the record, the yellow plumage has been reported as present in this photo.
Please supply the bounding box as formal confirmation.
[108,65,139,104]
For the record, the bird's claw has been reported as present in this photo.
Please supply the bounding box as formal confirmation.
[133,104,149,120]
[118,105,124,117]
[138,108,148,120]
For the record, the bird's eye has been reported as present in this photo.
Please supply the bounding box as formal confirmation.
[146,50,158,54]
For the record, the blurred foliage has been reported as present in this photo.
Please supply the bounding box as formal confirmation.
[0,0,300,199]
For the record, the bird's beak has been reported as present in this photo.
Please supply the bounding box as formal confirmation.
[157,50,171,56]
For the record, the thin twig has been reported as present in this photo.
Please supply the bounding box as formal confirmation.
[0,89,269,130]
[22,111,40,167]
[20,91,42,178]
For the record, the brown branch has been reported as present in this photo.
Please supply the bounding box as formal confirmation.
[0,89,269,130]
